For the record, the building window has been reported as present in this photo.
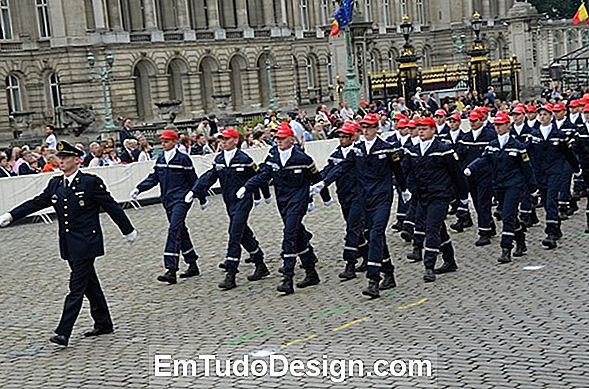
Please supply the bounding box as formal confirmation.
[383,0,390,26]
[388,50,397,71]
[306,57,315,89]
[48,73,62,109]
[0,0,12,40]
[320,0,329,25]
[36,0,51,38]
[326,55,334,87]
[416,0,426,24]
[189,0,209,30]
[364,0,372,22]
[369,51,376,73]
[399,0,408,20]
[300,0,309,30]
[6,75,22,113]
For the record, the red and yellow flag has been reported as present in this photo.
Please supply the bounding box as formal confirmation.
[573,2,588,25]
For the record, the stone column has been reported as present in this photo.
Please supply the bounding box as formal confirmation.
[208,0,221,28]
[143,0,157,30]
[482,0,491,19]
[176,0,191,29]
[106,0,123,31]
[236,0,249,27]
[280,0,288,26]
[92,0,107,30]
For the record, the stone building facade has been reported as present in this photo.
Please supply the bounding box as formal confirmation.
[0,0,587,140]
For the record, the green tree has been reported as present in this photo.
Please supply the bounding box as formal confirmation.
[530,0,581,19]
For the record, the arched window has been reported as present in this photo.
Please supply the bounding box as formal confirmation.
[369,50,381,73]
[167,58,188,103]
[229,55,247,111]
[48,72,62,109]
[5,74,22,113]
[133,60,155,121]
[364,0,372,22]
[305,56,317,89]
[399,0,408,21]
[388,49,398,71]
[422,46,432,67]
[416,0,426,24]
[299,0,310,30]
[382,0,391,26]
[326,55,334,87]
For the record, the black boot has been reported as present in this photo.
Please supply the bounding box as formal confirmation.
[530,209,540,226]
[475,235,491,247]
[423,269,436,282]
[391,219,404,231]
[218,272,237,290]
[400,229,413,242]
[462,215,474,228]
[179,262,200,278]
[157,269,177,284]
[450,219,465,232]
[541,235,558,249]
[362,280,380,298]
[379,273,397,290]
[568,200,579,215]
[296,268,320,288]
[247,262,270,281]
[434,262,458,274]
[498,248,512,264]
[407,247,423,262]
[513,241,527,257]
[493,210,502,221]
[277,276,294,294]
[355,258,368,272]
[338,262,357,281]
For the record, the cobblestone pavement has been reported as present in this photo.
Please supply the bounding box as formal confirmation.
[0,194,588,389]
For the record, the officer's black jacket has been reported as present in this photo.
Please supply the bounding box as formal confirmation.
[468,137,537,193]
[555,117,577,140]
[403,138,468,202]
[9,171,134,260]
[436,123,451,137]
[528,125,579,184]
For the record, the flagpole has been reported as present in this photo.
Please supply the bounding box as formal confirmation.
[342,25,361,111]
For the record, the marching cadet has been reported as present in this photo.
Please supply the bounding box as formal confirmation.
[386,118,411,231]
[571,100,588,201]
[527,104,579,249]
[402,118,469,282]
[130,129,201,284]
[526,105,541,129]
[573,104,589,233]
[569,100,585,126]
[553,103,578,218]
[464,111,538,263]
[455,109,498,245]
[237,122,322,295]
[311,113,407,298]
[439,113,468,218]
[433,109,450,136]
[0,141,137,347]
[400,119,421,243]
[185,128,270,290]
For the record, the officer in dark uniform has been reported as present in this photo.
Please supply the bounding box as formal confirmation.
[130,129,201,284]
[0,141,137,347]
[238,122,322,295]
[400,119,422,244]
[403,117,468,282]
[465,111,538,263]
[527,104,579,249]
[185,128,270,290]
[313,113,407,298]
[570,100,588,201]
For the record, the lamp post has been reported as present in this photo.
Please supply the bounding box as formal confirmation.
[263,47,278,111]
[396,16,419,101]
[341,25,361,110]
[87,51,117,135]
[467,11,490,96]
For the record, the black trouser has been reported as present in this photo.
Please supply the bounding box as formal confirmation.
[414,198,455,270]
[495,188,526,249]
[467,174,494,236]
[55,258,113,338]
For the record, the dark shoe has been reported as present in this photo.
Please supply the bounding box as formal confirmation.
[296,268,320,288]
[218,262,227,271]
[568,201,579,215]
[277,276,294,294]
[407,247,423,262]
[498,248,512,264]
[355,259,368,272]
[493,210,502,221]
[391,220,404,231]
[513,241,527,257]
[450,220,464,233]
[434,262,458,274]
[462,216,474,228]
[542,236,557,249]
[559,210,569,220]
[400,230,413,242]
[49,335,69,346]
[530,211,540,226]
[338,262,357,281]
[379,274,397,290]
[247,262,270,281]
[157,270,177,284]
[475,236,491,247]
[585,227,589,233]
[179,262,200,278]
[218,272,237,290]
[423,269,436,282]
[84,327,114,337]
[362,280,380,298]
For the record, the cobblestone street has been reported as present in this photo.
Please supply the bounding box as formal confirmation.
[1,195,588,388]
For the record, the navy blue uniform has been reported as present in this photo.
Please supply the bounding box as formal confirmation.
[404,139,468,270]
[9,171,134,338]
[573,122,589,229]
[457,126,498,236]
[244,146,321,277]
[386,134,412,228]
[136,150,199,270]
[468,137,537,249]
[555,118,578,213]
[323,137,406,282]
[192,150,265,272]
[510,122,537,225]
[528,125,579,237]
[439,129,466,215]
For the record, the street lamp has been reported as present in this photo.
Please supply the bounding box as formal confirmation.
[400,15,413,46]
[263,47,278,111]
[467,12,490,97]
[396,16,420,101]
[87,51,117,135]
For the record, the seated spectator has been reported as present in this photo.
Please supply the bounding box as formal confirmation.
[18,151,40,175]
[119,139,140,164]
[138,139,153,162]
[178,134,191,155]
[190,133,213,155]
[11,147,23,174]
[252,130,270,148]
[84,142,100,167]
[42,154,60,173]
[0,152,13,177]
[88,146,105,167]
[105,137,116,149]
[137,136,152,159]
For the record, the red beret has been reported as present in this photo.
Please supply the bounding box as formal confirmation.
[275,122,295,138]
[552,103,566,112]
[337,122,359,136]
[468,111,484,121]
[538,104,553,113]
[407,119,417,129]
[583,105,589,113]
[510,106,526,115]
[160,129,179,141]
[417,117,436,128]
[218,128,240,139]
[360,113,380,126]
[396,118,409,128]
[569,100,580,108]
[393,112,408,121]
[493,111,510,124]
[434,109,447,117]
[448,113,462,121]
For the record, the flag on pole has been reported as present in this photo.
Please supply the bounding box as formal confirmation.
[573,2,588,25]
[330,0,354,37]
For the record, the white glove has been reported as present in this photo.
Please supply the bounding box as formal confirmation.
[200,200,209,210]
[401,189,412,203]
[236,187,247,199]
[264,196,273,205]
[254,198,263,207]
[0,212,13,228]
[130,188,140,200]
[309,181,325,197]
[530,190,540,198]
[324,199,335,208]
[184,191,194,203]
[124,230,137,244]
[574,170,582,178]
[463,168,472,177]
[308,201,316,213]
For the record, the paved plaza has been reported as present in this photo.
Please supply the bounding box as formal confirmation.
[0,195,588,388]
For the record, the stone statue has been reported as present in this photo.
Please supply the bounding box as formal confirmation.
[59,105,96,136]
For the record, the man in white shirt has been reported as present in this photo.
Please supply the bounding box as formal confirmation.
[340,101,355,121]
[45,125,57,149]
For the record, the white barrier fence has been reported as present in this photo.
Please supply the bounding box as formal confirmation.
[0,139,339,218]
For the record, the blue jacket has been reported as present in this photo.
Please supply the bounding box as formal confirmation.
[438,129,463,150]
[320,145,360,209]
[528,125,579,184]
[457,126,497,174]
[9,171,134,260]
[573,122,589,169]
[510,122,533,146]
[137,150,197,208]
[468,137,537,192]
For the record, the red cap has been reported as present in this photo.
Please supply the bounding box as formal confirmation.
[337,122,359,136]
[510,106,526,115]
[493,111,510,124]
[552,103,566,112]
[583,105,589,113]
[160,129,179,141]
[448,113,462,121]
[407,119,417,129]
[539,104,553,113]
[393,112,408,121]
[360,113,380,126]
[434,109,447,117]
[396,118,409,129]
[477,106,491,114]
[417,117,436,128]
[526,105,538,113]
[275,122,295,138]
[218,128,240,139]
[360,99,368,106]
[468,110,484,121]
[569,100,580,108]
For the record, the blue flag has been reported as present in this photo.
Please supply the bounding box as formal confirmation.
[330,0,354,36]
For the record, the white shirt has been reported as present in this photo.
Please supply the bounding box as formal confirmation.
[498,133,510,149]
[398,134,410,146]
[555,118,566,129]
[420,139,433,155]
[570,113,579,124]
[527,119,537,128]
[411,136,420,146]
[223,148,237,165]
[436,124,446,133]
[341,145,353,159]
[340,107,354,121]
[471,128,483,141]
[513,123,524,136]
[279,146,293,166]
[539,124,552,140]
[450,130,460,143]
[164,148,177,164]
[45,134,57,149]
[364,138,377,154]
[64,170,79,187]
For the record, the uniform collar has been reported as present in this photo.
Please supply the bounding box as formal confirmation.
[410,136,420,145]
[279,146,294,165]
[471,127,483,140]
[539,124,553,140]
[223,148,238,165]
[164,148,177,164]
[419,139,433,155]
[364,137,377,154]
[497,133,510,148]
[64,170,79,186]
